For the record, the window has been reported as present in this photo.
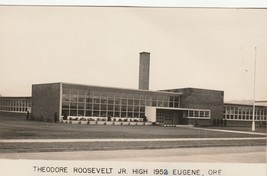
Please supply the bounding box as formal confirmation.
[189,111,193,117]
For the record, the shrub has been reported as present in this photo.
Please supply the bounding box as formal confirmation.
[30,116,35,121]
[152,122,157,126]
[143,116,148,122]
[46,117,52,122]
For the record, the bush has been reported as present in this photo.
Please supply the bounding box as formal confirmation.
[123,118,128,122]
[152,122,158,126]
[72,117,78,121]
[34,115,44,122]
[30,116,35,121]
[46,117,52,122]
[143,116,148,122]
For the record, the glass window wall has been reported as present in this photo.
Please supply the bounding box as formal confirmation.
[223,105,267,121]
[61,86,180,118]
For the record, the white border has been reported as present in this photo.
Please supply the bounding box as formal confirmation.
[0,0,267,8]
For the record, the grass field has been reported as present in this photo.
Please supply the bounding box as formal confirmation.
[0,114,266,139]
[0,114,266,153]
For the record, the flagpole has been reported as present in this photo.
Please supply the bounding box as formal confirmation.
[252,47,257,131]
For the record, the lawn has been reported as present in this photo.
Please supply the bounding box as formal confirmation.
[0,114,266,153]
[0,115,265,139]
[1,140,265,153]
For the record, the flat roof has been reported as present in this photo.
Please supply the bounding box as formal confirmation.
[161,87,224,92]
[224,103,267,108]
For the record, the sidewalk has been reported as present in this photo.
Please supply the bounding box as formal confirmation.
[0,146,265,163]
[0,137,265,143]
[195,127,267,136]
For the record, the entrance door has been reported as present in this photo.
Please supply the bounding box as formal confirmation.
[156,109,174,125]
[156,109,188,125]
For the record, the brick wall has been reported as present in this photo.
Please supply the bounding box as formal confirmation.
[31,83,61,122]
[162,88,224,126]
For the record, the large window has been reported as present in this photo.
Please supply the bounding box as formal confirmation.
[61,86,181,118]
[187,110,210,119]
[0,98,31,113]
[223,105,267,121]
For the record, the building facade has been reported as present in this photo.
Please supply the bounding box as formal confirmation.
[1,84,266,127]
[1,52,266,127]
[161,88,224,126]
[29,82,215,125]
[0,97,31,113]
[224,103,267,126]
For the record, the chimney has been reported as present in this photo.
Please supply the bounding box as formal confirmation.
[139,52,150,90]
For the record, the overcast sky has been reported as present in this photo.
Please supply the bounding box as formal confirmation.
[0,6,266,101]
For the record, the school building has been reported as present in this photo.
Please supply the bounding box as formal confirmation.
[0,52,266,127]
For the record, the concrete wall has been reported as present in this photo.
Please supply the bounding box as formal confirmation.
[162,88,224,126]
[145,106,156,122]
[31,83,61,122]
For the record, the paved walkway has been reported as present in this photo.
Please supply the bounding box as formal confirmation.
[0,146,265,163]
[0,137,265,143]
[195,127,267,136]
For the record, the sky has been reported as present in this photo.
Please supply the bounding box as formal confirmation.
[0,6,266,101]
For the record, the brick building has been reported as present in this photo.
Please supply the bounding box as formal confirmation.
[0,52,266,126]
